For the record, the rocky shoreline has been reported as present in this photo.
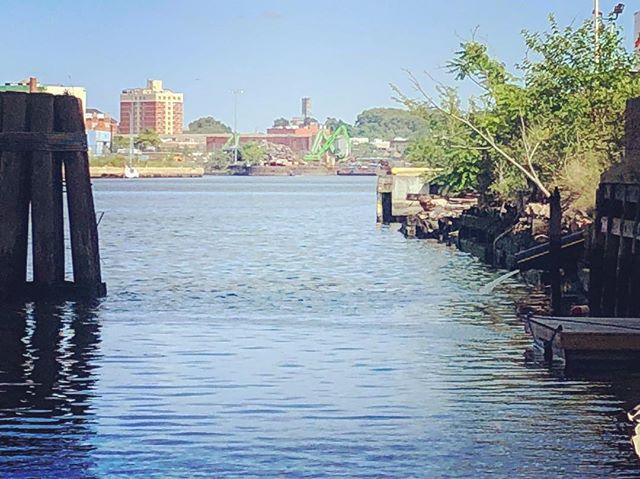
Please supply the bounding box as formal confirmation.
[400,194,593,314]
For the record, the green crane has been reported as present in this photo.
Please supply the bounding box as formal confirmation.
[303,125,352,164]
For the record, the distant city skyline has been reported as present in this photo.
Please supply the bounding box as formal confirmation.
[0,0,636,131]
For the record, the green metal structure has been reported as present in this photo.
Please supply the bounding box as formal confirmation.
[304,125,352,163]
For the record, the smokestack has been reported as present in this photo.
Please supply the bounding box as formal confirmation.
[28,77,37,93]
[301,97,311,120]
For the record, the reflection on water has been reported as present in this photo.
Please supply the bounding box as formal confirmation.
[1,177,640,477]
[0,301,101,478]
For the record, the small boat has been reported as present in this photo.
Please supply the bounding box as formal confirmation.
[124,166,139,178]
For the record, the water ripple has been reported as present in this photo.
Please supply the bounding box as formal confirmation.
[0,177,639,478]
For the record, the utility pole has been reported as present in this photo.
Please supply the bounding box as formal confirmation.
[594,0,601,63]
[232,89,243,163]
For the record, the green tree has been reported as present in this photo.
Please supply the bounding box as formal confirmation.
[240,142,266,165]
[352,108,427,139]
[187,116,232,134]
[324,117,353,134]
[111,135,130,151]
[204,149,231,172]
[399,14,640,206]
[404,89,484,193]
[134,129,161,150]
[272,117,290,128]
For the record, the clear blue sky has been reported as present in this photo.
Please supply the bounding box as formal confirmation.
[0,1,635,131]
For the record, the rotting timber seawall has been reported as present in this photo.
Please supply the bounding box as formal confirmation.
[385,101,640,322]
[376,167,586,299]
[397,194,590,313]
[399,199,535,270]
[456,206,522,268]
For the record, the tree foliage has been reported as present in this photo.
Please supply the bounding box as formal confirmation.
[111,135,130,151]
[273,117,290,128]
[239,142,266,165]
[400,15,640,206]
[351,108,427,140]
[134,129,161,150]
[324,117,353,134]
[187,116,232,134]
[404,89,485,193]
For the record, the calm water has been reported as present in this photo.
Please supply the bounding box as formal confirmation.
[1,176,640,478]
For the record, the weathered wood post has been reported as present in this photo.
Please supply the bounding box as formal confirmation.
[549,187,562,315]
[625,99,640,316]
[0,93,30,300]
[614,185,632,316]
[56,95,103,293]
[0,91,106,303]
[629,186,640,317]
[600,184,621,316]
[588,184,605,316]
[31,94,65,285]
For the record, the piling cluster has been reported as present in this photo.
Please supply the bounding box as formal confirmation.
[0,92,105,303]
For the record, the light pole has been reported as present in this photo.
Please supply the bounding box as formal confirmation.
[594,0,600,63]
[129,102,134,168]
[232,89,244,163]
[595,2,626,61]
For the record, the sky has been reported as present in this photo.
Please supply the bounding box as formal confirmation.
[0,0,636,132]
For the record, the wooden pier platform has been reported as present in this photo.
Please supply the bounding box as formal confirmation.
[525,315,640,368]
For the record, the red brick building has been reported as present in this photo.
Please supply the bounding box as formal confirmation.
[206,133,315,156]
[119,80,183,135]
[207,124,319,156]
[85,108,118,136]
[265,124,319,136]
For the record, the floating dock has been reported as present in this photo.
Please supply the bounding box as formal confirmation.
[525,314,640,368]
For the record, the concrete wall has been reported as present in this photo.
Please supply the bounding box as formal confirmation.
[391,175,428,217]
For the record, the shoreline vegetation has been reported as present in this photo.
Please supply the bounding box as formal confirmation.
[398,14,639,214]
[382,13,640,321]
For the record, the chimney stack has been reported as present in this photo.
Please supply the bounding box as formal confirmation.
[28,77,37,93]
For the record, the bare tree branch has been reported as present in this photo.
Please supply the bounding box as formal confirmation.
[519,115,547,194]
[403,70,551,197]
[448,144,492,150]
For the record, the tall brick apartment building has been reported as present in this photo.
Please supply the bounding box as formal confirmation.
[119,80,183,135]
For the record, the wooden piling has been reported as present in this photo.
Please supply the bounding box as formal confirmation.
[589,184,605,316]
[587,100,640,317]
[615,185,633,316]
[630,185,640,317]
[0,91,105,302]
[0,93,30,300]
[30,94,65,285]
[55,95,102,290]
[601,184,622,316]
[549,187,562,315]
